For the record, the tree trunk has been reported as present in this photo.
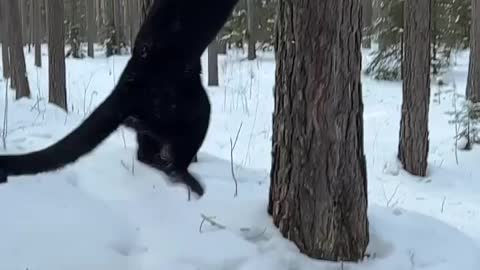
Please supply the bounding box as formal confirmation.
[47,0,68,111]
[246,0,256,60]
[398,0,431,176]
[128,0,140,49]
[0,1,11,79]
[122,0,129,48]
[375,0,387,51]
[208,40,219,86]
[42,0,48,42]
[268,0,369,262]
[33,0,42,67]
[6,0,31,99]
[140,0,152,25]
[20,0,29,47]
[466,0,480,102]
[113,0,124,46]
[96,0,103,34]
[362,0,372,49]
[87,0,96,58]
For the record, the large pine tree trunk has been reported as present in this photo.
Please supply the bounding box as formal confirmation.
[466,0,480,102]
[398,0,431,176]
[47,0,68,111]
[6,0,31,99]
[268,0,369,261]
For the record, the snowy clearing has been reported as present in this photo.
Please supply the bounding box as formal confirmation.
[0,45,479,269]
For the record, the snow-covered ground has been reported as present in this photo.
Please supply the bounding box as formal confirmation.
[0,44,479,270]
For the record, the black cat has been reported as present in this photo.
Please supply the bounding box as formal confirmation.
[0,0,238,197]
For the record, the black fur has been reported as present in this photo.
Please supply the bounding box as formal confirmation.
[0,0,238,197]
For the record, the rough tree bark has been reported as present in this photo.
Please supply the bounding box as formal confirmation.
[33,0,42,67]
[268,0,369,262]
[398,0,431,176]
[47,0,68,111]
[87,0,96,58]
[466,0,480,102]
[6,0,31,98]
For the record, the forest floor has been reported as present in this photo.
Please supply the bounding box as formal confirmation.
[0,45,479,270]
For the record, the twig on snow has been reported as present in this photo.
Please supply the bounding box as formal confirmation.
[230,122,243,197]
[199,214,227,233]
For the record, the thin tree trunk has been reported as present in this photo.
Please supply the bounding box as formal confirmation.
[398,0,432,176]
[0,1,11,79]
[246,0,256,60]
[123,0,130,48]
[208,40,219,86]
[268,0,369,261]
[20,0,29,47]
[128,0,140,49]
[113,0,124,46]
[33,0,42,67]
[47,0,68,111]
[6,0,31,98]
[140,0,152,25]
[96,0,103,35]
[87,0,96,58]
[466,0,480,102]
[42,0,48,42]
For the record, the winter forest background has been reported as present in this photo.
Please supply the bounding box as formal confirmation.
[0,0,480,269]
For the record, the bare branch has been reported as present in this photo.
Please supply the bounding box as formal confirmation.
[199,214,227,233]
[230,122,243,197]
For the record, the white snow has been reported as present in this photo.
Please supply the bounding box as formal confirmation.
[0,44,479,269]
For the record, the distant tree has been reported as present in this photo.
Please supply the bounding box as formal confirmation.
[269,0,369,261]
[127,0,140,49]
[6,0,31,99]
[0,1,11,79]
[208,40,219,86]
[365,0,404,80]
[113,0,126,50]
[47,0,68,111]
[140,0,152,25]
[86,0,96,58]
[220,0,276,52]
[398,0,432,176]
[246,0,256,60]
[33,0,42,67]
[65,0,83,58]
[367,0,469,81]
[362,0,372,48]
